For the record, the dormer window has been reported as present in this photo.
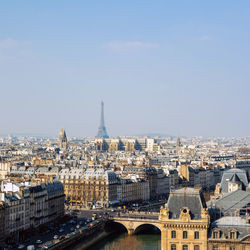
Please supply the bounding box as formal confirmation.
[230,232,235,239]
[229,230,237,239]
[213,231,219,239]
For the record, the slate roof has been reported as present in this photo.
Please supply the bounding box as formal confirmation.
[166,187,207,219]
[211,190,250,213]
[229,173,242,183]
[29,185,45,193]
[5,192,22,202]
[221,168,248,193]
[210,216,250,239]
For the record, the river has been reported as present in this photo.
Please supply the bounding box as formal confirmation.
[91,233,161,250]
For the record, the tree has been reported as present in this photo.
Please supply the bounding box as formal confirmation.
[104,236,142,250]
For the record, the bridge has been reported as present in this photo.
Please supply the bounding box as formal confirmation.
[110,211,163,235]
[108,201,210,250]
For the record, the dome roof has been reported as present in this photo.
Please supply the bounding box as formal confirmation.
[59,128,67,139]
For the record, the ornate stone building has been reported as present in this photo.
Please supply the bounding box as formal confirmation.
[159,187,210,250]
[60,168,118,208]
[114,187,250,250]
[208,216,250,250]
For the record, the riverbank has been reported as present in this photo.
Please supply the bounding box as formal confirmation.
[69,230,111,250]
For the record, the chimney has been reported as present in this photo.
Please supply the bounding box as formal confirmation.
[246,213,249,224]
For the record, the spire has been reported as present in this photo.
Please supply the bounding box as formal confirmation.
[96,101,109,138]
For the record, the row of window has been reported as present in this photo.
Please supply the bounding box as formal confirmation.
[172,245,236,250]
[171,245,200,250]
[171,231,199,239]
[213,246,235,250]
[213,231,237,239]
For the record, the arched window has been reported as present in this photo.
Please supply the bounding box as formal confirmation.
[194,246,200,250]
[171,244,176,250]
[229,247,235,250]
[183,245,188,250]
[213,246,218,250]
[183,231,188,239]
[171,230,176,238]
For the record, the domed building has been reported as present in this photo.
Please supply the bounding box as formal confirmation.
[59,128,67,149]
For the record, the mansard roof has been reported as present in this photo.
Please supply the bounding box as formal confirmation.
[210,216,250,239]
[166,187,207,220]
[221,168,248,193]
[211,190,250,213]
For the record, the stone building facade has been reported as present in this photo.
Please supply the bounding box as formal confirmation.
[117,178,150,203]
[208,216,250,250]
[60,168,118,208]
[0,180,64,241]
[159,187,210,250]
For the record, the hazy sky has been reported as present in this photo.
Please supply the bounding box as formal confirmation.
[0,1,250,137]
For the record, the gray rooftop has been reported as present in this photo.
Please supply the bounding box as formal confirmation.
[220,168,248,193]
[210,216,250,239]
[211,190,250,213]
[166,187,207,219]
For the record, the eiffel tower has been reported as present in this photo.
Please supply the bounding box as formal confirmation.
[96,101,109,138]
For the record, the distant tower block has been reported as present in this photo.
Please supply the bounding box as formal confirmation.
[96,101,109,138]
[59,128,67,149]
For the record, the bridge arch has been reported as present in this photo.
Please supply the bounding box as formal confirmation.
[111,218,162,235]
[104,220,128,233]
[134,223,161,235]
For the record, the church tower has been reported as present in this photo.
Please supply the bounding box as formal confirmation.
[59,128,67,149]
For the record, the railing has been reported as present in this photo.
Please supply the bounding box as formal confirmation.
[112,215,158,221]
[110,211,159,220]
[125,211,159,216]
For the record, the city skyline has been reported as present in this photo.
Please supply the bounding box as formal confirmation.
[0,1,250,137]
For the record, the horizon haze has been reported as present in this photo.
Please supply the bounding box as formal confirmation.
[0,1,250,137]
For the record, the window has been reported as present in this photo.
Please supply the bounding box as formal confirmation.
[171,244,176,250]
[194,231,199,239]
[194,246,200,250]
[230,247,235,250]
[230,232,236,239]
[213,231,219,239]
[183,245,188,250]
[213,246,218,250]
[171,230,176,238]
[183,231,188,239]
